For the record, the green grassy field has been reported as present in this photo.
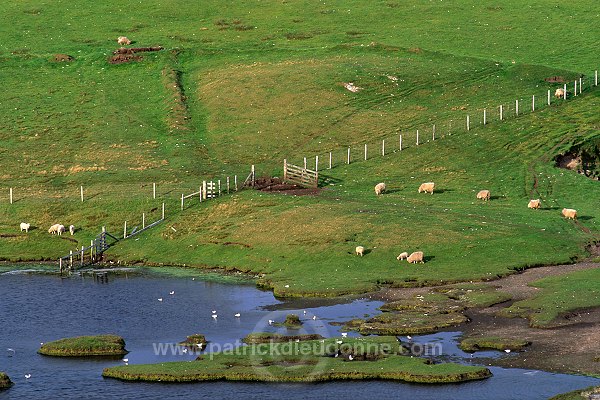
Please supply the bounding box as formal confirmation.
[0,1,598,298]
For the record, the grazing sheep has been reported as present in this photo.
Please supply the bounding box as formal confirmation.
[117,36,132,45]
[69,225,75,235]
[554,88,566,98]
[20,222,30,233]
[407,251,424,264]
[562,208,577,220]
[396,252,409,261]
[355,246,365,256]
[476,190,490,201]
[528,199,541,209]
[418,182,435,194]
[48,224,61,234]
[374,182,386,196]
[57,225,66,235]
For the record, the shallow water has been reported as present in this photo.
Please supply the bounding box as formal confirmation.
[0,272,598,399]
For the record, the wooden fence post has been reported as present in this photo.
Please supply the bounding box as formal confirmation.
[162,203,165,220]
[153,182,156,199]
[251,165,255,186]
[515,99,519,116]
[532,95,535,112]
[80,247,84,268]
[59,258,63,273]
[199,186,202,202]
[579,77,582,94]
[181,194,184,210]
[202,181,207,200]
[500,105,503,120]
[548,90,551,106]
[364,144,367,160]
[90,240,94,263]
[483,109,487,126]
[123,221,127,239]
[347,147,351,164]
[432,124,436,140]
[303,157,307,170]
[382,140,385,156]
[315,155,319,172]
[563,84,567,100]
[284,159,287,180]
[218,180,221,196]
[329,152,332,169]
[574,80,577,96]
[399,134,402,151]
[595,70,598,86]
[234,175,238,191]
[9,188,12,204]
[80,185,84,202]
[227,176,230,194]
[416,130,419,145]
[466,115,470,131]
[69,250,73,270]
[142,213,145,229]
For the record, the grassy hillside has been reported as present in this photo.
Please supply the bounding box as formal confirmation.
[0,0,598,296]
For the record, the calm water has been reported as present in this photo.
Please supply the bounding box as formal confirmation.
[0,271,598,400]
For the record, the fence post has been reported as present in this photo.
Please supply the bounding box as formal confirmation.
[500,105,503,121]
[432,124,436,140]
[181,194,184,210]
[283,159,287,181]
[399,134,402,151]
[9,188,12,204]
[329,152,332,169]
[563,84,567,100]
[234,175,238,191]
[123,221,127,239]
[81,247,84,268]
[142,213,145,229]
[251,165,255,186]
[416,130,419,145]
[162,203,165,220]
[382,140,385,156]
[574,80,577,96]
[516,99,519,116]
[347,147,351,164]
[218,180,221,196]
[315,155,319,172]
[90,240,94,263]
[227,176,230,194]
[595,70,598,86]
[202,181,207,200]
[153,182,156,199]
[303,157,307,170]
[466,115,470,131]
[532,95,535,112]
[199,186,202,202]
[579,77,582,94]
[483,109,487,126]
[364,144,367,160]
[80,185,84,202]
[548,90,551,106]
[69,250,73,270]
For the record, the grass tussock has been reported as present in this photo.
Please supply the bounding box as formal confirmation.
[38,334,128,357]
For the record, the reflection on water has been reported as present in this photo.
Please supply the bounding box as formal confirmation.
[0,272,597,399]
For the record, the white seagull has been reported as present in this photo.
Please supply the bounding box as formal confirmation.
[504,349,511,353]
[25,374,31,379]
[312,316,317,320]
[268,319,275,325]
[169,291,175,295]
[341,333,348,338]
[234,313,241,318]
[158,298,163,302]
[212,314,218,319]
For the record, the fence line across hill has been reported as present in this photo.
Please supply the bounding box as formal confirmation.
[283,69,599,174]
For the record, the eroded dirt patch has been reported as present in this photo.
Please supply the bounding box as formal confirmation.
[254,177,321,196]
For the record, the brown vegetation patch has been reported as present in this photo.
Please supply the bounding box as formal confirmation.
[109,46,163,64]
[544,76,566,83]
[51,54,74,62]
[112,46,163,54]
[408,47,423,54]
[109,54,143,64]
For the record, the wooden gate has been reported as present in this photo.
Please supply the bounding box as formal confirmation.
[283,159,318,188]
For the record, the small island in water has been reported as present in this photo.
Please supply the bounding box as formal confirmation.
[38,334,128,357]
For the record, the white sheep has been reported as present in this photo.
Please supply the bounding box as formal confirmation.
[528,199,541,209]
[555,88,566,98]
[117,36,132,45]
[418,182,435,194]
[374,182,386,196]
[57,224,66,235]
[48,224,61,234]
[20,222,30,233]
[407,251,424,264]
[69,225,75,235]
[476,190,490,201]
[562,208,577,220]
[355,246,365,256]
[396,252,408,261]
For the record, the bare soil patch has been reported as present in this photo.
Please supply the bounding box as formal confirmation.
[108,46,163,64]
[51,54,74,62]
[544,76,566,83]
[254,177,321,196]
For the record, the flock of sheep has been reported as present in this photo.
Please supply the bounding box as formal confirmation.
[19,222,75,236]
[355,180,579,264]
